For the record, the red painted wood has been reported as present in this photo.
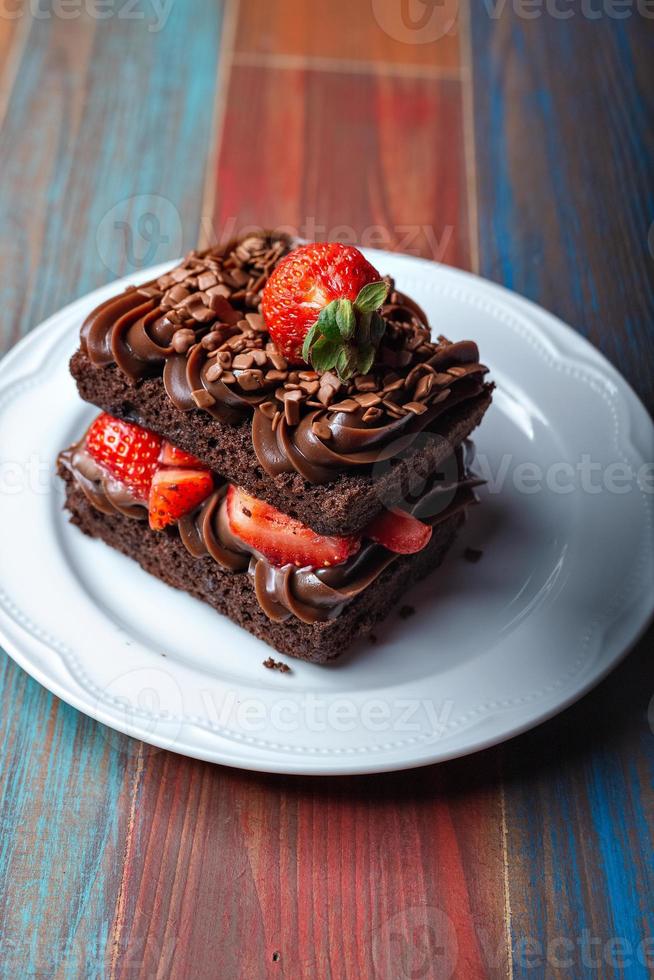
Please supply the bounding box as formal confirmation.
[235,0,461,69]
[210,66,471,270]
[112,755,509,978]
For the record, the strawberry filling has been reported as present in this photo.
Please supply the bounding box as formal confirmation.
[225,485,361,569]
[84,415,433,567]
[86,413,162,501]
[225,485,432,571]
[364,507,433,555]
[86,414,214,529]
[149,466,214,531]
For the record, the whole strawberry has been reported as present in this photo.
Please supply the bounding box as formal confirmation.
[261,242,389,376]
[86,413,162,501]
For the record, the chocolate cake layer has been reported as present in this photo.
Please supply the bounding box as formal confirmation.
[71,349,492,536]
[72,233,492,535]
[62,470,465,664]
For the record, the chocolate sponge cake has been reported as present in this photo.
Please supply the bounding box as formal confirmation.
[71,233,492,536]
[59,235,493,662]
[58,428,479,663]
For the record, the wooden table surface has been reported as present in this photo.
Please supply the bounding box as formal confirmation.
[1,2,653,977]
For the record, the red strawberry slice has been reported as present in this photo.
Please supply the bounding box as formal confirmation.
[86,413,162,501]
[159,441,204,468]
[365,508,432,555]
[225,485,360,569]
[261,242,382,361]
[148,467,214,531]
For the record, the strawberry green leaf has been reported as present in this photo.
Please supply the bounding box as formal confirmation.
[301,322,321,363]
[354,280,390,314]
[335,299,356,340]
[357,310,372,346]
[304,283,389,379]
[369,311,387,346]
[356,344,376,376]
[316,303,341,341]
[310,336,340,372]
[335,346,358,380]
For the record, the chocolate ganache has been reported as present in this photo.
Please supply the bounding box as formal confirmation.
[79,233,491,485]
[59,438,481,625]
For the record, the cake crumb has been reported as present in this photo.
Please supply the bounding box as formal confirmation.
[464,547,484,563]
[399,605,415,620]
[368,633,378,645]
[263,657,291,673]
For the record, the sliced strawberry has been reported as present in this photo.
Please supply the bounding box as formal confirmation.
[261,242,383,361]
[159,441,204,468]
[86,413,162,501]
[365,508,432,555]
[226,485,360,569]
[148,467,214,531]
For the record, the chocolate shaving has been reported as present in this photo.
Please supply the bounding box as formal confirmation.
[262,657,291,673]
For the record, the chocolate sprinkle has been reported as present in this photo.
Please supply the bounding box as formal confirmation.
[263,657,291,673]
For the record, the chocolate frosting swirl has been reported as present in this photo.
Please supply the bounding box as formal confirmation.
[79,234,490,485]
[59,439,480,625]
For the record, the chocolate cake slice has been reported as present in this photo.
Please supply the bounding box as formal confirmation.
[71,233,493,536]
[58,424,480,663]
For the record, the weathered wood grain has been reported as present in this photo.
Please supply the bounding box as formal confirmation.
[111,752,509,979]
[0,4,224,355]
[472,7,654,412]
[235,0,461,70]
[0,5,224,976]
[0,3,29,127]
[210,65,471,269]
[472,7,654,974]
[0,653,133,976]
[498,633,654,977]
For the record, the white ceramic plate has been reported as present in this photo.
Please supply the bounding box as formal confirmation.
[0,251,652,774]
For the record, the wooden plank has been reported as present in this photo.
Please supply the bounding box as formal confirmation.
[498,638,654,976]
[211,65,471,270]
[0,3,224,355]
[112,753,510,978]
[0,654,134,976]
[0,5,224,974]
[109,19,509,977]
[471,8,654,973]
[0,3,29,128]
[235,0,460,71]
[471,8,654,411]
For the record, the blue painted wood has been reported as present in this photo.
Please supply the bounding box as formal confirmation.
[0,4,224,973]
[472,9,654,413]
[0,3,224,354]
[472,7,654,977]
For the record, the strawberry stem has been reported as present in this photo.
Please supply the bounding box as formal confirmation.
[301,280,390,380]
